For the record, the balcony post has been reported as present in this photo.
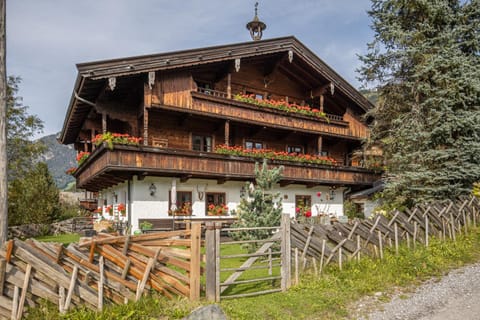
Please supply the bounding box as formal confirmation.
[320,94,324,112]
[227,73,231,99]
[224,120,230,146]
[317,135,323,155]
[102,112,107,134]
[91,129,96,151]
[143,108,149,146]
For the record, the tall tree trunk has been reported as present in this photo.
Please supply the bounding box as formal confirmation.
[0,0,8,245]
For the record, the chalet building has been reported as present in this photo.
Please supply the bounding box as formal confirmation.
[59,17,380,231]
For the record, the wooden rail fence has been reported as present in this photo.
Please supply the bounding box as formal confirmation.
[0,223,202,319]
[290,196,480,281]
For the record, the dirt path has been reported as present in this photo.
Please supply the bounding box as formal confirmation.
[350,262,480,320]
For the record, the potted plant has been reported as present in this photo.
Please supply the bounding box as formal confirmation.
[208,204,229,216]
[117,203,126,217]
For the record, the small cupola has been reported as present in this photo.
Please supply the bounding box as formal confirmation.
[246,2,266,41]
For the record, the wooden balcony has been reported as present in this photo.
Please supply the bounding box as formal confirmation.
[75,144,381,192]
[153,89,369,140]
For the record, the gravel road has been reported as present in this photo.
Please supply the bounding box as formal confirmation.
[352,262,480,320]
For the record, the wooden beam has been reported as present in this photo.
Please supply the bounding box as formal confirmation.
[217,178,230,185]
[310,82,332,98]
[180,175,192,183]
[279,180,294,187]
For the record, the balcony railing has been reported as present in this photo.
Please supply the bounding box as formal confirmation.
[75,144,381,192]
[196,87,344,122]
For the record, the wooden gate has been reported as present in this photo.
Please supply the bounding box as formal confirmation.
[205,214,291,301]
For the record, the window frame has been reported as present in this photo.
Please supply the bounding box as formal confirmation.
[287,145,304,154]
[245,140,264,150]
[192,134,213,152]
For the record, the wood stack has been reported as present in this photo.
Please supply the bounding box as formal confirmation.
[291,196,480,276]
[0,223,202,319]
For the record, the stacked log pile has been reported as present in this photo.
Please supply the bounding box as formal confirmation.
[291,196,480,275]
[0,222,202,319]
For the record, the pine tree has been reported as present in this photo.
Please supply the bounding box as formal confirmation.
[231,160,283,242]
[359,0,480,206]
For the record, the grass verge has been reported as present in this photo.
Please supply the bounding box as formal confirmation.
[25,228,480,319]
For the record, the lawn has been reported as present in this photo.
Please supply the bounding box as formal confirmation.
[35,233,80,245]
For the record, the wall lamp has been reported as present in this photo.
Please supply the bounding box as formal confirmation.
[330,186,336,201]
[149,183,157,196]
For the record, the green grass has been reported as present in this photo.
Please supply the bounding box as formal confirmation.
[25,228,480,319]
[35,233,80,245]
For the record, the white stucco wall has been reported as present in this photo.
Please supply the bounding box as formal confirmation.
[101,176,345,232]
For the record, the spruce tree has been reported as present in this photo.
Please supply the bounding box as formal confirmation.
[231,160,283,242]
[359,0,480,205]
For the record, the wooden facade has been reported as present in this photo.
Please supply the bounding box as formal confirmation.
[59,36,380,195]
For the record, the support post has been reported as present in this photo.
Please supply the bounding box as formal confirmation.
[294,247,299,285]
[16,264,31,320]
[378,231,383,259]
[224,120,230,146]
[280,214,291,291]
[102,112,107,134]
[317,136,323,155]
[214,222,222,302]
[189,222,201,301]
[0,258,5,295]
[319,239,326,275]
[98,256,104,311]
[394,223,399,255]
[425,215,429,247]
[227,73,231,99]
[205,222,216,301]
[143,107,149,146]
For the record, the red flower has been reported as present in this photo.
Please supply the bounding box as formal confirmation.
[305,211,312,218]
[317,192,322,197]
[295,207,300,213]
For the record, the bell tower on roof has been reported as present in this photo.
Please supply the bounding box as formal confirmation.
[246,2,266,41]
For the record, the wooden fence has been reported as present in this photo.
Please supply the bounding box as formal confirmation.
[0,223,202,319]
[205,214,291,301]
[290,196,480,281]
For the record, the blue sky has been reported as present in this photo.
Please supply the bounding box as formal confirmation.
[7,0,373,138]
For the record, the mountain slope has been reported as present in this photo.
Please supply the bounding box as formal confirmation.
[38,133,76,189]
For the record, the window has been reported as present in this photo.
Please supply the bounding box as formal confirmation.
[206,192,227,216]
[192,135,212,152]
[169,191,192,216]
[246,91,263,100]
[245,140,264,150]
[287,146,303,154]
[295,195,312,212]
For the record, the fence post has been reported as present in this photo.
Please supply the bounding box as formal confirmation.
[205,222,216,302]
[281,214,291,291]
[214,222,222,302]
[189,222,201,301]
